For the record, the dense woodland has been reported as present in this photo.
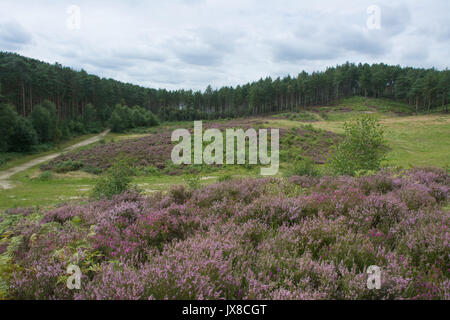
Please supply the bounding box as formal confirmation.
[0,51,449,152]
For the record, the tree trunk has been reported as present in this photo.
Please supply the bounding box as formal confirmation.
[29,86,33,113]
[415,97,419,114]
[21,81,26,116]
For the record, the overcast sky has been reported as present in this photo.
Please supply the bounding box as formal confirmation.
[0,0,449,90]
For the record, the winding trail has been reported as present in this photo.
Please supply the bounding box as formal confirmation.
[0,130,110,190]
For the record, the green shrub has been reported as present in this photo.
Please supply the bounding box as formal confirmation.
[109,104,159,133]
[82,165,103,175]
[54,160,84,173]
[37,171,53,181]
[218,174,233,182]
[328,116,388,176]
[0,103,17,152]
[285,158,321,177]
[10,117,38,152]
[91,157,135,199]
[137,166,160,176]
[30,100,59,143]
[30,143,53,153]
[184,174,201,191]
[0,153,16,167]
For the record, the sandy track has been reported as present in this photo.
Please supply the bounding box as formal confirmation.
[0,130,110,190]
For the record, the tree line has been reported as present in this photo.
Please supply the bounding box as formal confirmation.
[0,98,159,153]
[1,51,449,126]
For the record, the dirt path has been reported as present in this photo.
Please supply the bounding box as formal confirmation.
[0,130,110,190]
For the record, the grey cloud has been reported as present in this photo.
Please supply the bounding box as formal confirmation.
[131,66,186,85]
[436,25,450,41]
[128,64,219,90]
[403,48,429,62]
[80,54,135,71]
[113,49,166,63]
[56,45,165,73]
[196,27,237,53]
[273,42,338,62]
[271,5,400,64]
[380,4,411,36]
[330,28,388,57]
[0,21,32,50]
[177,51,222,66]
[170,27,238,66]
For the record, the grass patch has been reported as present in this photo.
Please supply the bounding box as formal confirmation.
[308,114,450,168]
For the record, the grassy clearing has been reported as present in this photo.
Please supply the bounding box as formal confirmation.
[333,96,414,113]
[306,115,450,168]
[0,166,95,209]
[270,111,322,122]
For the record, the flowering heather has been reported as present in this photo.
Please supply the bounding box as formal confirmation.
[43,129,175,172]
[42,120,341,173]
[0,168,449,300]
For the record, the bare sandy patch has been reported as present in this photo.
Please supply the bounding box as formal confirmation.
[201,176,218,181]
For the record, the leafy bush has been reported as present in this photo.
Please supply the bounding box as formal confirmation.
[30,143,53,153]
[30,100,59,143]
[0,103,17,152]
[10,117,38,152]
[328,116,388,176]
[109,105,131,133]
[68,120,85,135]
[218,174,233,182]
[36,171,53,181]
[184,174,201,191]
[285,158,321,177]
[0,103,38,153]
[109,104,159,133]
[83,103,102,133]
[82,165,103,175]
[91,157,135,199]
[53,160,84,173]
[137,166,160,176]
[0,153,17,167]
